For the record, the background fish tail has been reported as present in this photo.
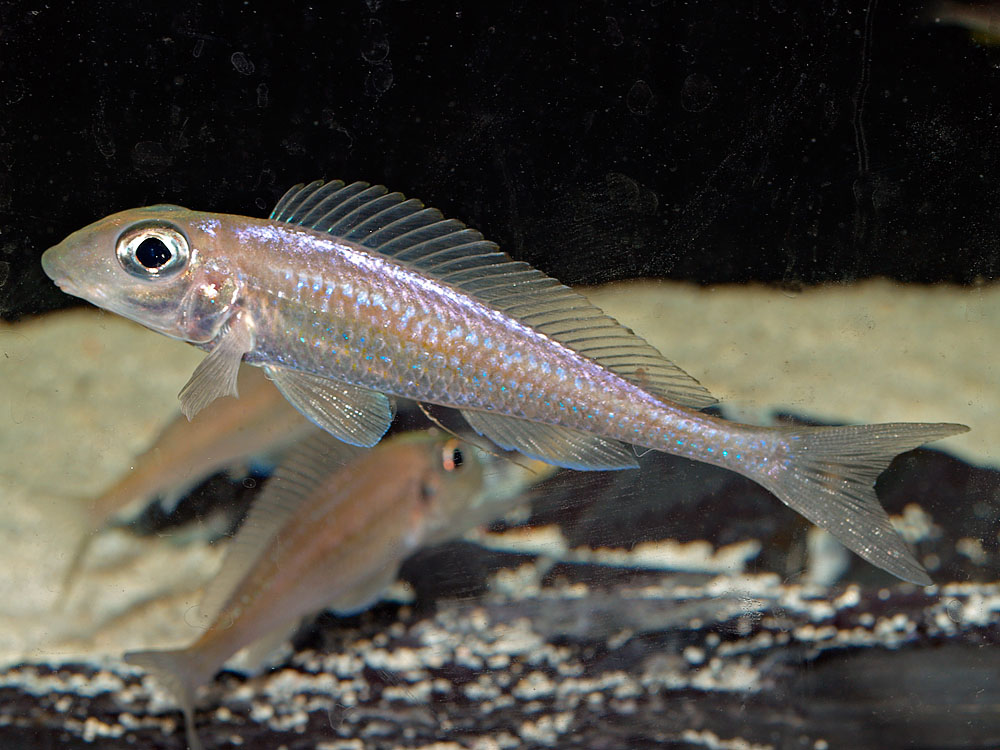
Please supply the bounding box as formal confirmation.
[125,648,208,750]
[756,422,969,585]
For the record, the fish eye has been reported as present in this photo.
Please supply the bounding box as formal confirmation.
[442,439,464,472]
[116,222,190,280]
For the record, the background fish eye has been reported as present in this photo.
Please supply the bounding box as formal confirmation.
[115,223,190,280]
[442,441,464,472]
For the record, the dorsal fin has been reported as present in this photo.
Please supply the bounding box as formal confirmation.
[196,429,367,627]
[271,181,717,409]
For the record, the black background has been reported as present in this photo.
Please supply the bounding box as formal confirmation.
[2,0,999,320]
[3,6,1000,747]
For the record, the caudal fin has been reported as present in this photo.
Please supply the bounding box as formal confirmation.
[759,422,969,585]
[125,648,206,750]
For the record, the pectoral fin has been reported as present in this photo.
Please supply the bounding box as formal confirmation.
[178,314,255,419]
[265,367,395,447]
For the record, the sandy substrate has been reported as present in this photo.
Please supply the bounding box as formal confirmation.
[0,309,217,663]
[0,279,994,667]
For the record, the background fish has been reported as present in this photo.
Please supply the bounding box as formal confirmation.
[125,430,485,750]
[61,366,310,595]
[930,1,1000,44]
[41,180,968,584]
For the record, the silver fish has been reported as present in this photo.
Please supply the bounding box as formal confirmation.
[41,179,968,584]
[125,430,484,750]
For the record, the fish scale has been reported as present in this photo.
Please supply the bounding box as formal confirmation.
[41,178,969,584]
[251,235,758,474]
[247,225,654,425]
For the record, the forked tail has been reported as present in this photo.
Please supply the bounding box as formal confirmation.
[125,648,207,750]
[756,421,969,585]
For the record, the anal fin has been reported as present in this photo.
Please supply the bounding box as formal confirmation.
[328,564,400,616]
[460,409,638,471]
[265,367,395,447]
[224,621,298,676]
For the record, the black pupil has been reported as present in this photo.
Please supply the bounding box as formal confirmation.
[451,447,464,468]
[135,237,172,269]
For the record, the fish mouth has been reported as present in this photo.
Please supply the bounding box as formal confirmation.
[44,265,105,305]
[41,248,77,293]
[53,277,83,297]
[50,274,94,302]
[42,247,95,301]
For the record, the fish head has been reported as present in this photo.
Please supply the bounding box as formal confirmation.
[408,433,486,538]
[41,206,242,344]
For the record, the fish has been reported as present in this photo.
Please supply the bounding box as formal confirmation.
[41,179,969,585]
[124,429,485,750]
[929,1,1000,44]
[62,365,310,594]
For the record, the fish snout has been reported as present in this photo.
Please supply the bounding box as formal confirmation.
[41,245,69,283]
[41,245,89,299]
